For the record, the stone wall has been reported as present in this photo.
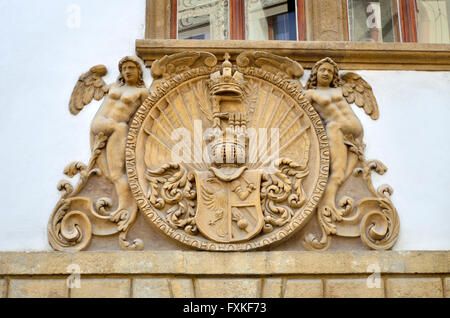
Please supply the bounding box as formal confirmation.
[0,251,448,298]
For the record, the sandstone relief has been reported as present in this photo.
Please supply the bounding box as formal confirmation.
[48,51,399,251]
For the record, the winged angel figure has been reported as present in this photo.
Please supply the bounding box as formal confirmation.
[48,56,148,251]
[304,57,398,250]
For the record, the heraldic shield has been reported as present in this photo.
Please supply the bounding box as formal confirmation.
[196,169,264,243]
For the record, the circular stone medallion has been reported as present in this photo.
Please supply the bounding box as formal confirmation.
[126,66,329,251]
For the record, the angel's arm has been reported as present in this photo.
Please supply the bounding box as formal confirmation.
[340,72,379,120]
[69,65,108,115]
[303,89,314,104]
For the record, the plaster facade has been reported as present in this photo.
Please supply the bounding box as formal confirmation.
[0,0,448,298]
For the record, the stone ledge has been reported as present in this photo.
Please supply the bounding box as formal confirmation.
[0,251,448,276]
[136,39,450,71]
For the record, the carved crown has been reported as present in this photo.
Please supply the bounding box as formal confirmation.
[208,131,247,166]
[208,53,246,97]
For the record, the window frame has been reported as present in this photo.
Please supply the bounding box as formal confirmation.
[170,0,448,43]
[170,0,307,41]
[398,0,418,42]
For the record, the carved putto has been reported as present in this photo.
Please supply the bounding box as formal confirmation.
[303,57,398,250]
[48,51,399,251]
[48,56,148,251]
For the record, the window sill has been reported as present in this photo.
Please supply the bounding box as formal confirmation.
[136,39,450,71]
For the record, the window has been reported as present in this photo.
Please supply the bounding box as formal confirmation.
[347,0,450,43]
[245,0,297,40]
[172,0,305,40]
[170,0,450,43]
[347,0,400,42]
[176,0,229,40]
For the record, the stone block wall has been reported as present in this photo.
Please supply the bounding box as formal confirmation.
[0,251,448,298]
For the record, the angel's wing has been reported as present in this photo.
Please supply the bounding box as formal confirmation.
[236,51,304,80]
[341,72,379,120]
[151,51,217,80]
[69,65,108,115]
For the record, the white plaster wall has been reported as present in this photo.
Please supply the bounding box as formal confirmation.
[0,0,448,251]
[355,70,450,250]
[0,0,148,251]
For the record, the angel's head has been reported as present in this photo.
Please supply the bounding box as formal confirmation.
[306,57,341,89]
[117,56,145,88]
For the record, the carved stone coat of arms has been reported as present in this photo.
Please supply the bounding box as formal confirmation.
[48,51,399,252]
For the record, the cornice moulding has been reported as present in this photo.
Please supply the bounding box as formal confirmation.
[0,251,448,275]
[136,39,450,71]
